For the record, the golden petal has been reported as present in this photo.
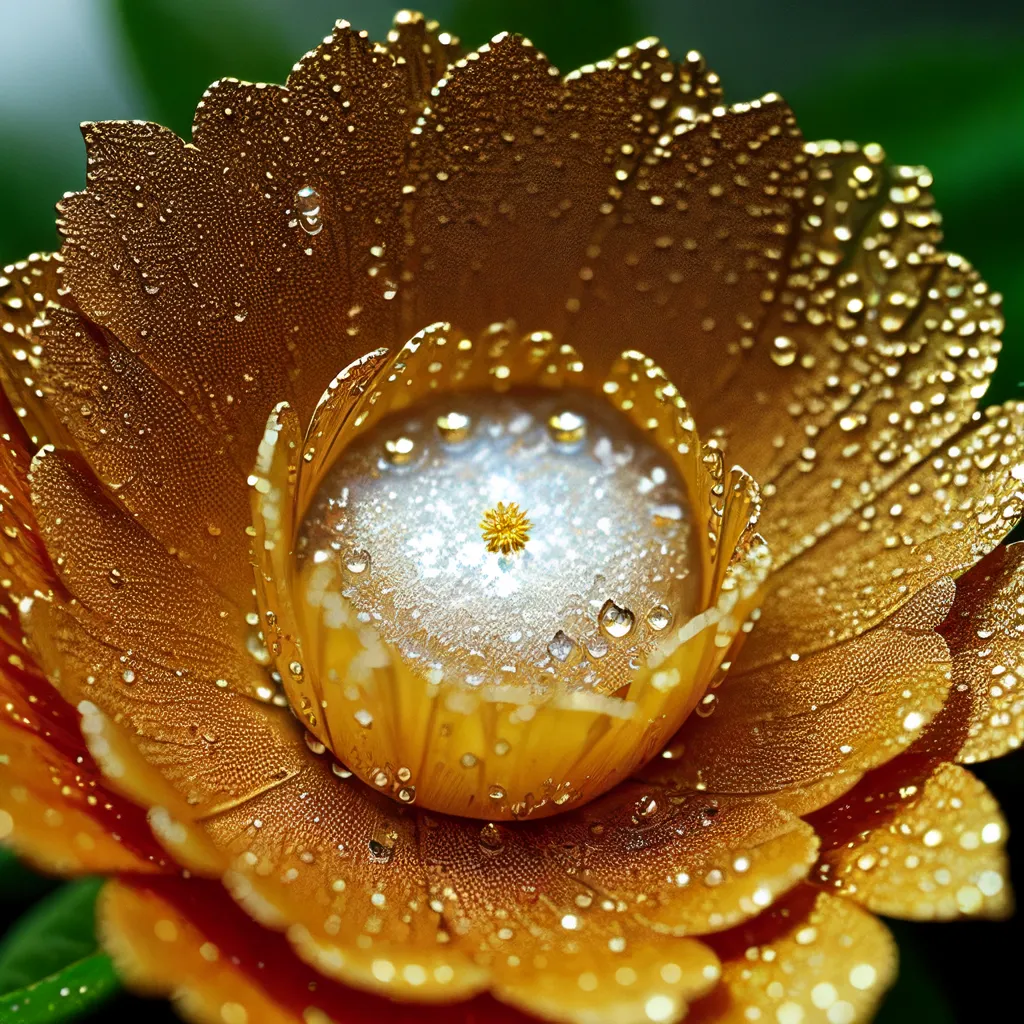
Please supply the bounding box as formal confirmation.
[0,252,74,448]
[34,308,253,605]
[526,781,818,936]
[101,875,520,1024]
[30,447,263,698]
[928,541,1024,763]
[56,20,445,473]
[420,811,721,1024]
[401,34,723,345]
[0,591,168,875]
[564,95,804,382]
[385,10,464,104]
[807,757,1011,920]
[688,886,896,1024]
[740,400,1024,667]
[649,578,953,810]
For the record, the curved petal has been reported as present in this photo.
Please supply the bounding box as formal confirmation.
[807,757,1010,920]
[402,33,724,345]
[927,541,1024,763]
[520,781,818,936]
[101,875,521,1024]
[647,578,953,813]
[741,400,1024,666]
[688,886,896,1024]
[420,811,721,1024]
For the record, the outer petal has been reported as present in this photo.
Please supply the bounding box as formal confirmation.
[402,33,724,344]
[646,579,953,814]
[929,541,1024,762]
[741,401,1024,666]
[806,756,1010,920]
[688,886,896,1024]
[101,875,520,1024]
[54,20,446,473]
[420,811,722,1024]
[520,782,819,937]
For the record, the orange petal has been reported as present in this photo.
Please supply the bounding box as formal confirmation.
[0,592,168,875]
[0,251,75,449]
[56,20,441,471]
[928,541,1024,763]
[30,447,264,700]
[565,95,803,383]
[420,810,721,1024]
[34,308,254,606]
[402,34,724,346]
[522,781,817,937]
[807,756,1010,920]
[101,874,524,1024]
[650,578,953,813]
[742,401,1024,667]
[688,886,896,1024]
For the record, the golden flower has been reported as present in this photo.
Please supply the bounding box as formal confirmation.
[0,9,1020,1024]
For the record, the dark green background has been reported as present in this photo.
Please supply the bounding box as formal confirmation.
[1,1,1022,1020]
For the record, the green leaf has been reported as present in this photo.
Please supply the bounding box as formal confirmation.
[0,954,119,1024]
[0,878,118,1022]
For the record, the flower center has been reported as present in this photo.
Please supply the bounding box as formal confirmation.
[298,388,698,704]
[252,327,760,821]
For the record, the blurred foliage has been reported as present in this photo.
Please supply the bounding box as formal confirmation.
[1,2,1022,1021]
[0,879,119,1022]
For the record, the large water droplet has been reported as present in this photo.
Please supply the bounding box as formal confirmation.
[295,184,324,236]
[695,692,719,717]
[547,629,575,662]
[479,821,505,853]
[384,435,415,464]
[436,410,472,443]
[599,599,635,639]
[646,605,672,631]
[547,409,587,444]
[346,549,370,575]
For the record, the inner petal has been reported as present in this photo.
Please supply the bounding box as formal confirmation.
[299,387,699,698]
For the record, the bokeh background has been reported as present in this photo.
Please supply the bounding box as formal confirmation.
[1,1,1022,1020]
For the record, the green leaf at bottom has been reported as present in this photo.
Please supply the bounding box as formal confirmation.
[0,877,119,1022]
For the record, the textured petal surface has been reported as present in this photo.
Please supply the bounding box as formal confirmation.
[101,875,521,1024]
[648,579,953,813]
[742,401,1024,666]
[930,541,1024,762]
[688,886,896,1024]
[420,807,722,1024]
[807,756,1010,920]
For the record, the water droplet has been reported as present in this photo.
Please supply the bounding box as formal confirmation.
[295,184,324,236]
[346,549,370,575]
[646,605,672,631]
[288,660,304,679]
[397,785,417,804]
[436,411,471,443]
[331,762,353,779]
[368,834,394,862]
[635,794,659,818]
[547,409,587,443]
[479,822,505,852]
[384,435,415,464]
[547,629,575,662]
[494,740,510,756]
[695,693,718,717]
[460,753,478,768]
[599,599,635,639]
[489,784,506,801]
[586,635,609,659]
[304,732,326,755]
[108,567,124,588]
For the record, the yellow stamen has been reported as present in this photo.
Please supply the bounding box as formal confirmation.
[480,501,532,555]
